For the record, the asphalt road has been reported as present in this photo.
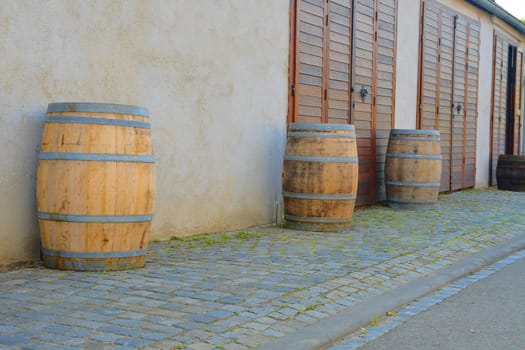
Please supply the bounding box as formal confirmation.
[359,256,525,350]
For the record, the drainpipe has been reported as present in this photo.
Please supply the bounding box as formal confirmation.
[465,0,525,35]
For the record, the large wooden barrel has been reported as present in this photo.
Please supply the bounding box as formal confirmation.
[496,155,525,191]
[385,129,441,208]
[282,123,358,232]
[36,102,155,271]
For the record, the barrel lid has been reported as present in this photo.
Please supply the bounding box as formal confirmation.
[390,129,440,136]
[47,102,149,117]
[289,123,355,131]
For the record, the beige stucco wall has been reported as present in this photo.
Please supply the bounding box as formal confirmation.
[475,12,495,188]
[0,0,289,265]
[394,0,421,129]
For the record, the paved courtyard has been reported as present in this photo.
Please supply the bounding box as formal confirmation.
[1,188,525,350]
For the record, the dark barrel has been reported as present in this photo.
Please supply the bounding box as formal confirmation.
[496,155,525,191]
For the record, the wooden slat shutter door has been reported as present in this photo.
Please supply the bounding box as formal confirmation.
[513,51,523,154]
[438,10,454,192]
[327,0,352,124]
[451,17,467,191]
[419,3,440,131]
[374,0,396,201]
[294,0,326,123]
[464,22,480,187]
[291,0,397,206]
[353,0,375,205]
[294,0,353,124]
[419,2,479,192]
[491,32,509,185]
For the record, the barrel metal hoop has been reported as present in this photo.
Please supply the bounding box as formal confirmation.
[46,116,150,129]
[285,215,352,223]
[389,136,440,142]
[385,180,441,187]
[388,198,438,204]
[41,248,146,259]
[284,155,358,163]
[287,132,356,139]
[390,129,440,136]
[38,152,155,163]
[289,123,355,131]
[386,153,442,160]
[283,191,357,200]
[38,212,153,223]
[47,102,149,117]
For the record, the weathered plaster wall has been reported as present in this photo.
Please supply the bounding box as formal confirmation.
[475,12,495,188]
[0,0,289,265]
[394,0,421,130]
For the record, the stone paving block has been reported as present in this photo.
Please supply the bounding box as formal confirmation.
[0,325,18,333]
[140,331,172,341]
[178,321,203,330]
[99,325,138,337]
[188,342,215,350]
[0,333,31,346]
[187,314,219,324]
[206,309,233,320]
[216,295,245,304]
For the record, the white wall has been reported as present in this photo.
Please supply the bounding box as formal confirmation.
[475,13,495,187]
[0,0,289,265]
[394,0,421,129]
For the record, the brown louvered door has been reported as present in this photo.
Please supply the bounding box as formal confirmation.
[490,32,509,185]
[438,12,454,192]
[327,0,353,124]
[463,22,479,187]
[353,0,396,205]
[418,1,479,192]
[506,46,518,155]
[419,2,452,192]
[292,0,352,124]
[450,15,465,191]
[353,0,375,204]
[290,0,397,206]
[373,0,396,202]
[293,0,327,123]
[517,51,524,154]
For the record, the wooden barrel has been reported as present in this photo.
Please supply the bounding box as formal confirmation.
[282,123,358,232]
[36,102,155,271]
[496,155,525,191]
[385,129,441,208]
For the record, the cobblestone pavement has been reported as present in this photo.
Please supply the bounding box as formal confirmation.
[1,188,525,350]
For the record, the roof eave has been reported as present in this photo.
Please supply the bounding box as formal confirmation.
[465,0,525,35]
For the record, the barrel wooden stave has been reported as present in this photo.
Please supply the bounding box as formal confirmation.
[385,129,441,208]
[282,123,358,232]
[36,102,155,271]
[496,155,525,191]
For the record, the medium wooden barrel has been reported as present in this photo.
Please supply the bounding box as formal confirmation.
[385,129,441,208]
[36,102,155,271]
[282,123,358,232]
[496,155,525,191]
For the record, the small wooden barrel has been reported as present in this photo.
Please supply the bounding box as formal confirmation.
[36,102,155,271]
[496,155,525,191]
[282,123,358,232]
[385,129,441,208]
